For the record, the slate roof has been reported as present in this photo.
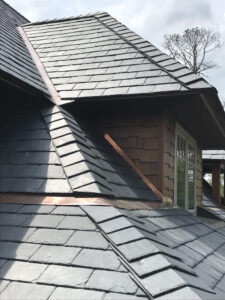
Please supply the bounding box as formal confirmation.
[0,0,49,94]
[203,150,225,161]
[201,182,225,222]
[0,102,158,201]
[22,12,213,103]
[0,203,225,300]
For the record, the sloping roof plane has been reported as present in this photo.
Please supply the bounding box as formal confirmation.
[0,203,225,299]
[0,0,49,94]
[22,12,213,103]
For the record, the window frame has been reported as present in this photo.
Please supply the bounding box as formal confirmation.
[174,123,197,214]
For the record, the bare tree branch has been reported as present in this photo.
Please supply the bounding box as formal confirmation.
[162,27,221,74]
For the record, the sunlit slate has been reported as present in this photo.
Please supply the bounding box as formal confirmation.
[0,0,49,94]
[23,12,212,102]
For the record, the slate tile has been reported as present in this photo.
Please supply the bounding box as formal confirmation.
[0,213,29,226]
[79,89,105,97]
[58,216,96,230]
[0,280,10,293]
[0,282,55,300]
[156,286,205,300]
[0,226,36,242]
[38,265,93,287]
[72,249,120,270]
[120,78,146,86]
[59,90,81,98]
[67,228,107,247]
[49,287,105,300]
[0,259,7,269]
[27,228,73,245]
[0,241,39,260]
[30,245,81,264]
[51,206,85,216]
[186,239,214,257]
[108,227,144,245]
[0,203,23,213]
[118,239,159,261]
[22,214,65,228]
[99,217,133,233]
[216,275,225,292]
[128,85,155,94]
[86,270,137,294]
[82,206,122,223]
[104,293,147,300]
[103,87,128,96]
[18,205,56,214]
[0,261,47,282]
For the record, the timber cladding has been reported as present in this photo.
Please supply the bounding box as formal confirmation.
[99,111,203,204]
[99,111,164,194]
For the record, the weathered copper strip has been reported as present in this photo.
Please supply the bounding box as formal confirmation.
[17,26,62,105]
[104,133,163,200]
[0,194,169,209]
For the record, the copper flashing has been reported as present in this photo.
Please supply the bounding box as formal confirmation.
[104,133,163,200]
[17,26,62,105]
[0,193,171,209]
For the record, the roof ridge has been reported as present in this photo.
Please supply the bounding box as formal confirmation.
[0,0,30,23]
[94,14,191,91]
[22,11,108,27]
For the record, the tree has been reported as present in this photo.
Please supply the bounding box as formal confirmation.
[162,27,221,75]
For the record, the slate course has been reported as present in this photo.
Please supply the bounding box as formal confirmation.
[0,203,225,300]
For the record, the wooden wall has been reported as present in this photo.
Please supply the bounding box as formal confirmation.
[99,110,203,204]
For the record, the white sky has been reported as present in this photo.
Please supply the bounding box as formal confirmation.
[8,0,225,103]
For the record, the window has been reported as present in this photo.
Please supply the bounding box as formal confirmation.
[174,124,197,213]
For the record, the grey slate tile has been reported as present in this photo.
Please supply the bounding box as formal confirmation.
[30,245,81,264]
[82,206,122,223]
[0,282,55,300]
[18,205,56,214]
[72,249,120,270]
[86,270,137,294]
[156,286,207,300]
[38,265,93,287]
[27,228,73,245]
[51,206,85,215]
[0,203,23,213]
[22,214,65,228]
[118,239,159,261]
[66,231,108,249]
[104,293,147,300]
[0,213,29,226]
[58,216,96,230]
[0,242,39,260]
[49,287,105,300]
[0,261,47,282]
[99,217,133,233]
[108,227,144,245]
[0,226,36,243]
[0,280,10,294]
[0,260,7,268]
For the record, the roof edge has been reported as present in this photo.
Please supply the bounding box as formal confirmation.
[1,0,30,23]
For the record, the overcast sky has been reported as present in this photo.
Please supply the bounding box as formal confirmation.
[8,0,225,103]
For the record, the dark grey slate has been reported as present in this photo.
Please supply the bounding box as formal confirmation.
[72,249,120,270]
[0,261,47,281]
[66,231,108,249]
[22,214,65,228]
[0,241,39,260]
[30,245,81,264]
[0,226,36,242]
[0,282,55,300]
[82,205,122,223]
[18,204,56,214]
[108,227,144,245]
[49,287,105,300]
[58,216,96,230]
[38,265,93,287]
[86,270,137,294]
[27,228,73,245]
[51,206,85,215]
[0,203,23,213]
[99,217,133,234]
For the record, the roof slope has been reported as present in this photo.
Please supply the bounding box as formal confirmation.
[0,102,158,201]
[0,0,49,94]
[22,12,212,103]
[0,203,225,299]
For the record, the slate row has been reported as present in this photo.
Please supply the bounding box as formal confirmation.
[0,0,49,95]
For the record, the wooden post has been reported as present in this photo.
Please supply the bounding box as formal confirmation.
[212,162,221,204]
